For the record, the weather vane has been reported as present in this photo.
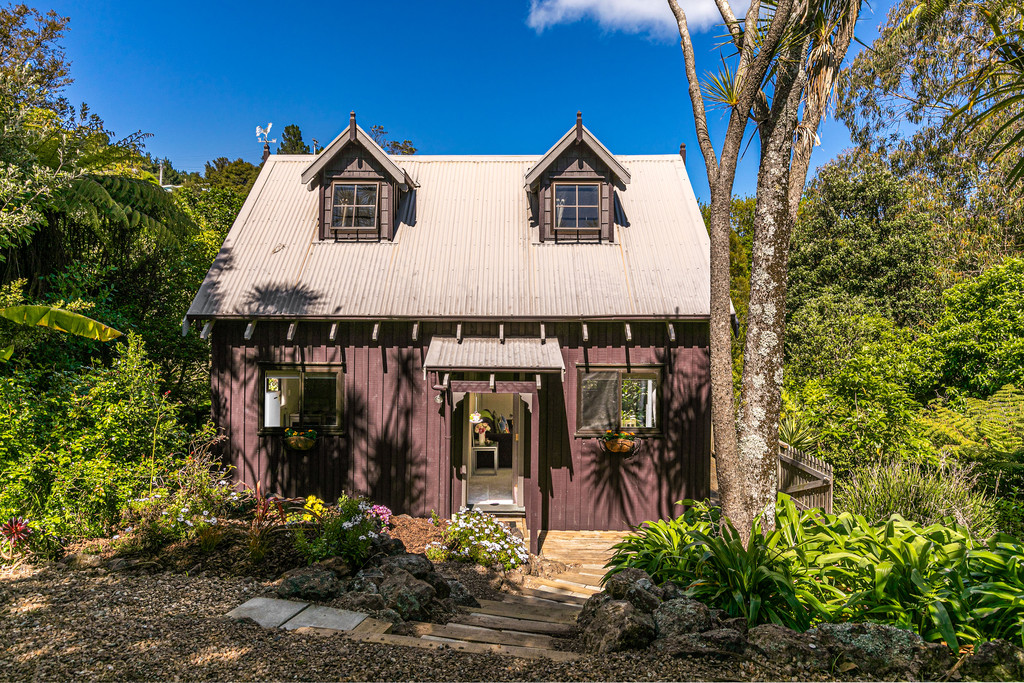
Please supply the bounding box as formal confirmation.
[255,122,276,145]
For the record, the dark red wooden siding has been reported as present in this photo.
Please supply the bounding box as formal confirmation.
[210,320,710,529]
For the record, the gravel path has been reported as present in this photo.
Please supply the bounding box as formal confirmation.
[1,565,851,681]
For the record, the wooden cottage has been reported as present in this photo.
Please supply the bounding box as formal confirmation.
[186,113,712,551]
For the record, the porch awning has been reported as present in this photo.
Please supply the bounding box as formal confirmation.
[423,336,565,373]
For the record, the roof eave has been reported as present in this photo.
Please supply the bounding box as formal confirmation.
[524,124,631,188]
[299,124,410,187]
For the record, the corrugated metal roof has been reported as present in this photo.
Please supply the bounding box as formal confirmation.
[187,153,710,320]
[424,336,565,372]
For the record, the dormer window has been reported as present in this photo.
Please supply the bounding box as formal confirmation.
[331,182,379,230]
[554,183,600,230]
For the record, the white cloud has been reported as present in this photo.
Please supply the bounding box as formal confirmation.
[526,0,724,37]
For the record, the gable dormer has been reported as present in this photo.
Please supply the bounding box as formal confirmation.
[525,112,630,243]
[301,112,416,242]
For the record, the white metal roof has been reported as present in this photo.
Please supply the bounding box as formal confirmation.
[186,153,710,321]
[424,337,565,372]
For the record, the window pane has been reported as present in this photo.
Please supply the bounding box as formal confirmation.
[333,185,355,206]
[265,373,300,428]
[555,185,576,205]
[579,371,618,432]
[556,207,576,228]
[303,373,338,426]
[578,206,599,228]
[355,207,376,227]
[577,185,599,206]
[356,184,377,205]
[622,373,657,429]
[332,206,352,227]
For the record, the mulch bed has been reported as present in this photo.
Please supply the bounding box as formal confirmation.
[0,563,853,682]
[387,514,446,554]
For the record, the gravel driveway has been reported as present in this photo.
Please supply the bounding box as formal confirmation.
[1,565,847,681]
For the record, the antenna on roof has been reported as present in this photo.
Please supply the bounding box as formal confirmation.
[576,111,583,143]
[349,111,357,141]
[256,122,276,162]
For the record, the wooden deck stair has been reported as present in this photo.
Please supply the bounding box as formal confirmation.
[536,530,624,568]
[345,585,586,661]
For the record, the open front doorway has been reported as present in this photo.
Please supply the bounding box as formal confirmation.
[462,392,526,512]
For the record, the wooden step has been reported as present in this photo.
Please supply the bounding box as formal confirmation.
[524,576,600,596]
[349,617,393,635]
[505,586,589,606]
[556,571,604,587]
[462,599,579,625]
[452,612,577,637]
[405,622,557,649]
[348,631,579,661]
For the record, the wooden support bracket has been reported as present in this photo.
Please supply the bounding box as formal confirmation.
[456,322,463,342]
[666,322,676,343]
[489,373,496,391]
[372,322,380,343]
[539,322,546,343]
[581,322,589,343]
[411,321,419,341]
[624,322,632,343]
[329,322,338,342]
[442,372,450,389]
[200,321,214,340]
[535,374,542,390]
[181,318,190,337]
[499,323,505,343]
[286,322,296,342]
[244,320,256,340]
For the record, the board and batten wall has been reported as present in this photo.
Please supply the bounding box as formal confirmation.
[209,320,711,531]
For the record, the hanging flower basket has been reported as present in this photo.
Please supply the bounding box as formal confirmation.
[284,428,317,451]
[601,430,639,455]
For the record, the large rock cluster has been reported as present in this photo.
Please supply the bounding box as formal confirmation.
[276,544,478,624]
[578,568,1024,680]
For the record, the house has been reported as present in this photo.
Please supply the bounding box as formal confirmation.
[185,112,711,552]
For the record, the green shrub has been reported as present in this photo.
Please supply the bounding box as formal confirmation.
[117,436,242,555]
[608,495,1024,652]
[426,509,529,570]
[293,493,383,566]
[0,335,193,544]
[835,458,995,536]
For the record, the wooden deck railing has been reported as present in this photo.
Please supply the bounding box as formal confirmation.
[778,443,833,513]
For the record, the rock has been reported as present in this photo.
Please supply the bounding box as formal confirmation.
[345,575,381,594]
[623,584,662,614]
[581,599,656,654]
[63,552,103,569]
[809,622,951,679]
[654,628,749,659]
[333,591,386,613]
[653,598,716,638]
[577,592,613,629]
[604,568,653,600]
[961,639,1024,682]
[276,567,340,601]
[445,579,479,607]
[374,608,403,624]
[747,624,827,669]
[660,581,687,602]
[107,558,137,572]
[420,571,451,599]
[380,568,436,621]
[635,578,664,600]
[721,616,748,635]
[313,557,351,577]
[383,538,406,556]
[380,553,434,580]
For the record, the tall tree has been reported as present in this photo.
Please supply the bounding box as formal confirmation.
[277,124,310,154]
[667,0,863,535]
[202,157,260,193]
[369,124,417,155]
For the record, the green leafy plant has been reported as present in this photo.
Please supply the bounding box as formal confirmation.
[246,482,289,563]
[426,509,528,570]
[292,493,383,567]
[967,534,1024,647]
[835,458,995,536]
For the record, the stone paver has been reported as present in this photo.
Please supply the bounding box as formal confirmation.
[281,604,367,631]
[226,597,308,628]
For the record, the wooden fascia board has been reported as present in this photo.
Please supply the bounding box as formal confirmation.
[300,125,411,187]
[523,124,631,187]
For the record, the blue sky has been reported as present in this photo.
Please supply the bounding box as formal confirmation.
[46,0,890,201]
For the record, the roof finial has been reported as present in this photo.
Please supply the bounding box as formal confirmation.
[679,143,686,164]
[576,110,583,142]
[349,111,357,141]
[262,142,271,163]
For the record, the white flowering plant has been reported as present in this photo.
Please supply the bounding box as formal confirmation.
[293,493,387,566]
[425,509,529,570]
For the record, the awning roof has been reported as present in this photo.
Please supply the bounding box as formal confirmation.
[424,336,565,372]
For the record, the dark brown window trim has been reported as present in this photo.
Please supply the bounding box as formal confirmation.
[257,363,346,435]
[329,180,380,233]
[552,181,601,231]
[574,364,663,438]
